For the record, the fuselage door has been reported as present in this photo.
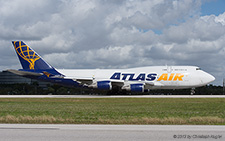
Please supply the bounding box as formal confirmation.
[167,66,173,73]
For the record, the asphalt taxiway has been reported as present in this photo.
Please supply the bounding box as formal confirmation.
[0,124,224,141]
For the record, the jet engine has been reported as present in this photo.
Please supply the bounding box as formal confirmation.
[122,83,144,92]
[89,80,112,90]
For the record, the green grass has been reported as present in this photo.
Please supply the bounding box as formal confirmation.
[0,98,224,124]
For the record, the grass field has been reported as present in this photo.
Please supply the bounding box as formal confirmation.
[0,98,224,125]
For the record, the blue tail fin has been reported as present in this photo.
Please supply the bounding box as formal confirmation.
[12,41,62,76]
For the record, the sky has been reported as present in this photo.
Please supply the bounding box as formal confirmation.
[0,0,225,85]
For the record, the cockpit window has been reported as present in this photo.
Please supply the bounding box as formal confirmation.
[196,67,201,70]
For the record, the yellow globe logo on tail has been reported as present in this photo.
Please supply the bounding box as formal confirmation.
[13,41,40,70]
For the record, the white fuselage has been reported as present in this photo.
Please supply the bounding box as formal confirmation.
[58,66,215,90]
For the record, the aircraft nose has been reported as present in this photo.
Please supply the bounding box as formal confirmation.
[201,72,215,84]
[206,73,215,83]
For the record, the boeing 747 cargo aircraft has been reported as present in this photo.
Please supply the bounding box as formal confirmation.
[8,41,215,93]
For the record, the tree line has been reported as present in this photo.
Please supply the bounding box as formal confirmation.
[0,82,223,95]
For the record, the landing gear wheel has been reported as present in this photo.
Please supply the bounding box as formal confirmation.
[191,88,195,95]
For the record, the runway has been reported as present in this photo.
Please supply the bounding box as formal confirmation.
[0,95,225,98]
[0,124,224,141]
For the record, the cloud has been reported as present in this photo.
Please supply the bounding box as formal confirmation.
[0,0,224,85]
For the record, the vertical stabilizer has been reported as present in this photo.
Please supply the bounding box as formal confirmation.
[12,41,62,76]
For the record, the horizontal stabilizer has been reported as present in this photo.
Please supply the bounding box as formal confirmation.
[7,69,42,76]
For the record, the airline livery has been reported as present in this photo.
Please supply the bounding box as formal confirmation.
[8,41,215,93]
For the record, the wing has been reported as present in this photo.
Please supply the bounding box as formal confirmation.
[74,77,164,92]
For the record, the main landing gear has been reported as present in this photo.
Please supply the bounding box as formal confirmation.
[191,88,195,95]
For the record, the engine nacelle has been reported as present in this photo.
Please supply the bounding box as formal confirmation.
[97,81,112,90]
[89,80,112,90]
[130,84,144,92]
[122,83,145,92]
